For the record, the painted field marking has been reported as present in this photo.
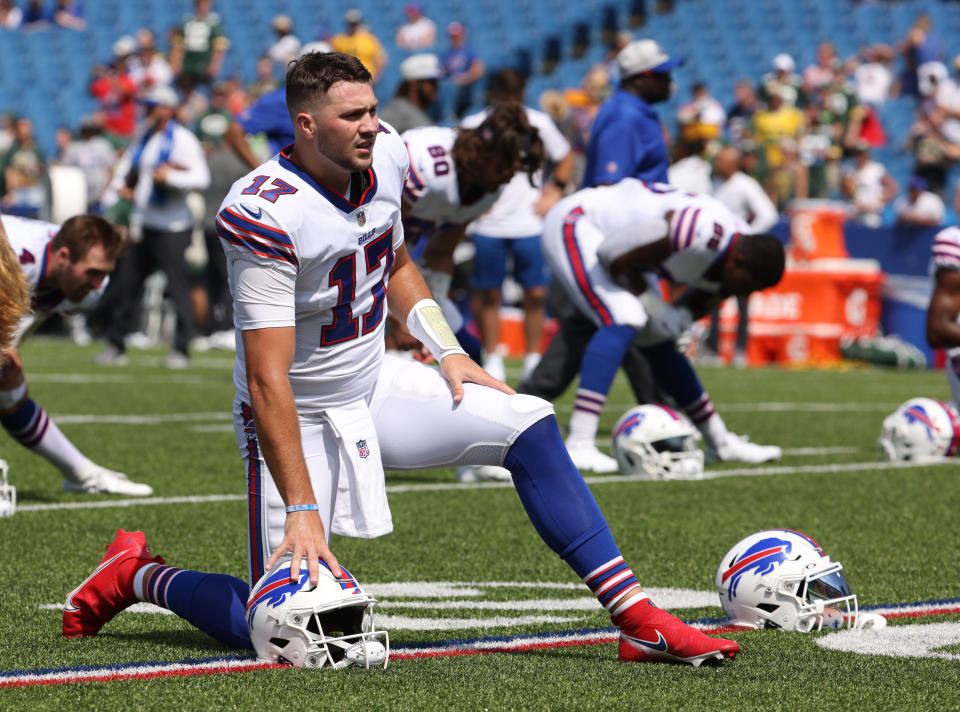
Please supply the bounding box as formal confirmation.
[15,458,953,513]
[10,598,960,687]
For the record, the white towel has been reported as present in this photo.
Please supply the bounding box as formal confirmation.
[323,400,393,539]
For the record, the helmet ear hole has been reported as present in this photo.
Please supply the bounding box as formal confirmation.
[756,603,778,613]
[270,637,289,647]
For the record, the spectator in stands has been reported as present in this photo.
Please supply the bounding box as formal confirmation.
[22,0,50,28]
[0,0,22,29]
[796,104,834,200]
[895,175,945,227]
[246,55,278,101]
[803,42,839,94]
[704,145,779,366]
[128,28,174,92]
[842,142,898,227]
[58,113,118,213]
[89,41,139,140]
[563,63,610,162]
[462,69,574,382]
[96,84,209,369]
[170,0,229,95]
[854,44,895,106]
[268,15,300,68]
[331,9,387,82]
[52,0,84,30]
[725,78,759,148]
[441,21,484,119]
[752,87,805,207]
[759,53,806,108]
[1,116,48,219]
[899,12,943,99]
[668,138,712,194]
[396,3,436,53]
[582,39,682,187]
[677,81,726,147]
[906,112,952,197]
[379,53,442,135]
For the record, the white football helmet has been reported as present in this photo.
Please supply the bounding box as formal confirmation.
[246,559,389,669]
[715,529,858,632]
[611,404,704,479]
[878,397,960,462]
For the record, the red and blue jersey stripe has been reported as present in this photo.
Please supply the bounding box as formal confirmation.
[563,207,614,326]
[216,207,298,267]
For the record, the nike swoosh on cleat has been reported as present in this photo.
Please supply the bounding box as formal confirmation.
[240,205,263,219]
[63,551,128,612]
[624,630,668,652]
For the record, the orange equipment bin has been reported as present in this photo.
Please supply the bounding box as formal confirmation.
[716,260,884,366]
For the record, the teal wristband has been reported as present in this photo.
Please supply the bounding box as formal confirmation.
[285,504,319,513]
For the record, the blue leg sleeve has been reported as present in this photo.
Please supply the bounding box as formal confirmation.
[164,571,253,650]
[504,415,628,579]
[578,325,637,395]
[639,340,704,406]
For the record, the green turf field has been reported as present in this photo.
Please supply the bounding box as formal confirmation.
[1,339,959,710]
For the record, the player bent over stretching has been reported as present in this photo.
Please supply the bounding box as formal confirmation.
[0,214,152,495]
[63,52,737,666]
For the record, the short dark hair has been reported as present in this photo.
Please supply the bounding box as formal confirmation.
[285,51,372,118]
[51,214,123,262]
[452,103,545,187]
[738,233,785,289]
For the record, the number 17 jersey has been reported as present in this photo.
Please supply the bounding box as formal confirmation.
[216,126,407,413]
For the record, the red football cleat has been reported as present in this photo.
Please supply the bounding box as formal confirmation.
[614,599,739,667]
[63,529,164,638]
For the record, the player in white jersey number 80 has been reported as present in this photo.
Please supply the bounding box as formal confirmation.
[64,52,740,668]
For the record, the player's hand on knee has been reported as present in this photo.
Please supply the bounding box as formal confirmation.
[440,353,515,403]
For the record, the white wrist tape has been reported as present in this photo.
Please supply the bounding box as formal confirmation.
[406,298,466,363]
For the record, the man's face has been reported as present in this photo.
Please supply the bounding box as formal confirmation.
[636,72,671,104]
[308,81,379,174]
[54,243,114,302]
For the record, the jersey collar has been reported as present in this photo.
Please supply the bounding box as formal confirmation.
[278,145,379,214]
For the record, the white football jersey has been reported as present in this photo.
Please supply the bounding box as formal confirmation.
[401,126,503,241]
[555,178,748,292]
[2,214,107,344]
[217,123,407,413]
[930,226,960,404]
[462,106,571,238]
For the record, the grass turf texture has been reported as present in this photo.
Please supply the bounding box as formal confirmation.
[1,339,959,710]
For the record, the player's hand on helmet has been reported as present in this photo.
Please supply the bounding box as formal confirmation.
[267,509,342,585]
[440,352,515,403]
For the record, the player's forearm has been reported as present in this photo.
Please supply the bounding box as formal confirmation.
[386,253,433,323]
[248,376,314,506]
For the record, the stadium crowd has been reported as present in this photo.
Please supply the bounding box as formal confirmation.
[0,1,955,369]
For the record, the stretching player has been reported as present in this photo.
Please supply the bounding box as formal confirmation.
[539,179,785,472]
[64,52,739,667]
[0,214,153,495]
[401,104,544,364]
[927,226,960,402]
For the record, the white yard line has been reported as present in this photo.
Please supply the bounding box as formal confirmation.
[554,402,902,413]
[16,458,950,513]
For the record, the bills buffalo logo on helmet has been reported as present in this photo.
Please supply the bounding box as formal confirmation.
[904,404,940,442]
[719,536,794,600]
